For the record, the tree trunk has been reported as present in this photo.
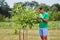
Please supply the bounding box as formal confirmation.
[25,29,28,40]
[19,29,22,40]
[23,29,28,40]
[23,29,24,40]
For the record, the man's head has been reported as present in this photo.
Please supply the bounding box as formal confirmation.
[38,8,44,13]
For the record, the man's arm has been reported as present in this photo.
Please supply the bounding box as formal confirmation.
[42,18,48,22]
[38,17,48,23]
[42,13,49,22]
[40,13,49,23]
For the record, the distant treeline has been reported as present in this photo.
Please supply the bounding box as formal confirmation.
[0,0,60,21]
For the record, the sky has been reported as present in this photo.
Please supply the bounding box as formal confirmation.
[5,0,60,8]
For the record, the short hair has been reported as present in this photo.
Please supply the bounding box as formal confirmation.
[39,8,43,10]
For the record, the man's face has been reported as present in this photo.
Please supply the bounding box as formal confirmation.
[38,9,44,13]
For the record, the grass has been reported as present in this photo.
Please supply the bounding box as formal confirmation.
[0,21,60,40]
[0,21,60,30]
[0,29,60,40]
[0,29,18,40]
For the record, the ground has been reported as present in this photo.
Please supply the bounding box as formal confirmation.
[0,29,60,40]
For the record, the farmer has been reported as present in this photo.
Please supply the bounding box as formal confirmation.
[37,8,49,40]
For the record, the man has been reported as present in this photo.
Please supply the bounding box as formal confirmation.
[38,8,49,40]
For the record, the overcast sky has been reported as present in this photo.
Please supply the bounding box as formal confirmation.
[5,0,60,8]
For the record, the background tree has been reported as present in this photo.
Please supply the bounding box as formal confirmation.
[24,1,39,9]
[0,0,10,18]
[49,4,60,21]
[50,4,60,11]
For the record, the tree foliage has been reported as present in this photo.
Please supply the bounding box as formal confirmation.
[10,3,38,29]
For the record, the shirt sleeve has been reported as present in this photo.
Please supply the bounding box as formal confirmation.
[39,14,44,18]
[45,13,49,19]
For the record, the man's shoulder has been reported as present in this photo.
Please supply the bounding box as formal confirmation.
[44,12,48,14]
[44,12,49,16]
